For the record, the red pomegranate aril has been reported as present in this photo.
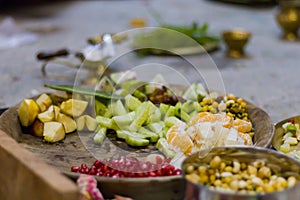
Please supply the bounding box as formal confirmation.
[79,168,88,174]
[71,166,80,172]
[93,160,103,168]
[148,171,157,177]
[81,163,88,169]
[173,169,182,175]
[89,168,97,175]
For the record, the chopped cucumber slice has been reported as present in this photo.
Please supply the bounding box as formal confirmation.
[120,80,146,93]
[125,94,142,111]
[111,100,127,116]
[147,121,164,134]
[174,102,182,116]
[182,101,194,113]
[94,127,107,144]
[126,136,149,147]
[113,112,135,129]
[96,116,116,129]
[129,101,152,131]
[165,116,186,127]
[133,90,147,99]
[103,108,113,118]
[116,130,146,140]
[182,83,208,101]
[177,110,191,123]
[95,100,107,116]
[156,138,176,158]
[146,108,161,124]
[159,103,170,119]
[138,127,159,142]
[164,105,175,120]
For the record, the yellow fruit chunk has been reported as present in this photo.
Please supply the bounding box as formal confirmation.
[233,119,252,133]
[76,115,86,131]
[37,105,55,123]
[18,99,40,127]
[85,115,98,131]
[53,105,61,120]
[56,113,77,134]
[43,122,65,143]
[60,99,88,117]
[36,93,52,112]
[31,120,44,137]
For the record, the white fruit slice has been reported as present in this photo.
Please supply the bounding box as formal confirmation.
[43,122,65,143]
[60,99,88,117]
[56,113,77,133]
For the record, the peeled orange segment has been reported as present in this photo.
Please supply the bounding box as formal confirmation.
[233,118,252,133]
[238,132,253,145]
[213,113,233,128]
[190,112,214,126]
[169,134,193,155]
[166,124,193,155]
[166,124,186,143]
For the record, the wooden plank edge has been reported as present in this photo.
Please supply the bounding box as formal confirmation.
[0,130,79,200]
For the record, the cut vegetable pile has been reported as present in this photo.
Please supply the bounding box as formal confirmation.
[17,70,254,160]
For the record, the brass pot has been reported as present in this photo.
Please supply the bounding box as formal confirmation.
[276,5,300,41]
[222,30,251,58]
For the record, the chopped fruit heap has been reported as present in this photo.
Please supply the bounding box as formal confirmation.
[280,119,300,153]
[71,156,181,178]
[166,112,253,156]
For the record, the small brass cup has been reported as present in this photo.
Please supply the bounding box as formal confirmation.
[276,5,300,41]
[222,30,251,58]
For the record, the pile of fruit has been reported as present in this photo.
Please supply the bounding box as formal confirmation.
[17,93,89,143]
[17,71,254,160]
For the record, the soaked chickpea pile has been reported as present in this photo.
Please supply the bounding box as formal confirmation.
[199,94,249,121]
[185,156,298,194]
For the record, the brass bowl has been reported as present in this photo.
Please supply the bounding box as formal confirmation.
[222,30,251,58]
[182,146,300,200]
[272,115,300,153]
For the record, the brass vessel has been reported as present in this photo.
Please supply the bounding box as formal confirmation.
[276,4,300,41]
[222,30,251,58]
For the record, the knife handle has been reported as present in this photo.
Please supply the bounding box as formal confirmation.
[36,48,69,60]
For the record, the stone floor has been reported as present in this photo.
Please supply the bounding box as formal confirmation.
[0,0,300,123]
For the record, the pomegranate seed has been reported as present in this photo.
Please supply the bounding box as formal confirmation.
[81,163,88,169]
[89,168,97,175]
[93,160,103,168]
[71,166,80,172]
[148,171,156,177]
[173,169,182,175]
[289,119,295,124]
